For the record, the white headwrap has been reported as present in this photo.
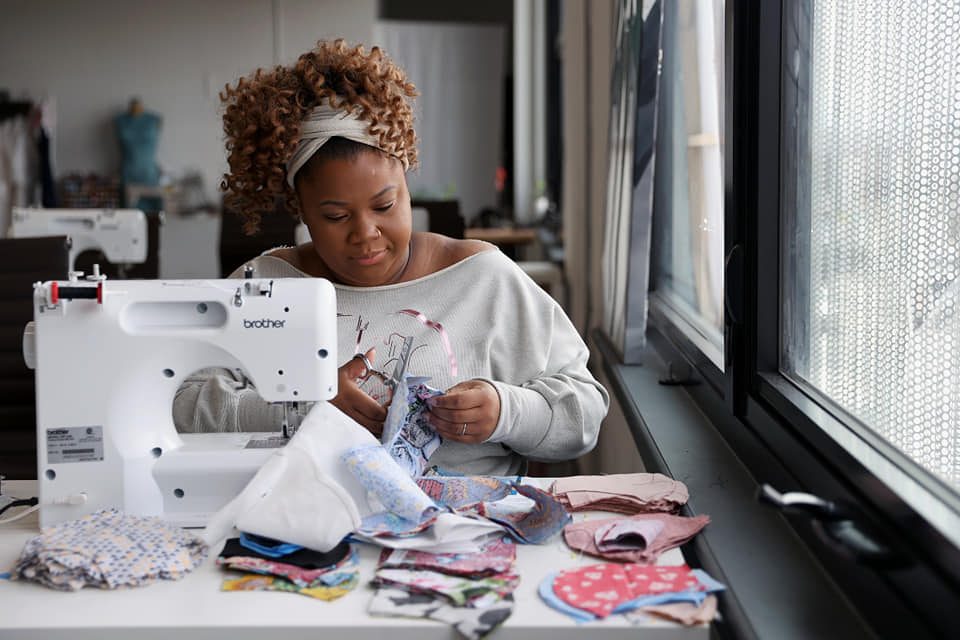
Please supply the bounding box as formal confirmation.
[285,102,407,188]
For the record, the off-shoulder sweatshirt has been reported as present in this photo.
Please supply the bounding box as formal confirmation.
[172,248,608,476]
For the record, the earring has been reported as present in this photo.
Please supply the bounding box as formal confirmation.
[375,229,382,238]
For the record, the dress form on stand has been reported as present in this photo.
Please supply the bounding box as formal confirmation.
[115,98,161,188]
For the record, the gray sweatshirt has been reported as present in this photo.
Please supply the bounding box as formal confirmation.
[173,249,608,475]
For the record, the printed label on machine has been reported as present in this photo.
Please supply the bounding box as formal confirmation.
[244,436,287,449]
[46,426,105,463]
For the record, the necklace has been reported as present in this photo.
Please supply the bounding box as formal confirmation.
[389,238,414,284]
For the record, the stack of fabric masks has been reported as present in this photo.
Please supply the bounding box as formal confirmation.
[217,533,358,601]
[550,472,709,565]
[203,385,572,636]
[368,536,520,640]
[12,508,207,591]
[544,472,718,626]
[204,396,516,557]
[366,475,572,639]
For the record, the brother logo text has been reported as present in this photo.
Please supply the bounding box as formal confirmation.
[243,318,286,329]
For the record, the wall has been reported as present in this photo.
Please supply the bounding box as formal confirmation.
[374,21,505,224]
[0,0,376,204]
[0,0,376,277]
[560,0,644,474]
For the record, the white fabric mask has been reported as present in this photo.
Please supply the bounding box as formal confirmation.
[204,401,381,551]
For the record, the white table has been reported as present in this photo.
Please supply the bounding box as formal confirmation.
[0,479,707,639]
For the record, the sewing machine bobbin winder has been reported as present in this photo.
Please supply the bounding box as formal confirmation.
[23,269,338,528]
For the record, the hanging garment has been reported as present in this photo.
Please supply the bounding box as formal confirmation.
[0,116,33,238]
[13,509,207,591]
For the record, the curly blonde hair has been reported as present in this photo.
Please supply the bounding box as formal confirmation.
[220,39,418,233]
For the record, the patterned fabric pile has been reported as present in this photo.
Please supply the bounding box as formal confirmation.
[13,509,207,591]
[217,534,358,601]
[369,536,519,639]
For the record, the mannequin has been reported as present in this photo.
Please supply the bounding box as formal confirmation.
[114,97,161,186]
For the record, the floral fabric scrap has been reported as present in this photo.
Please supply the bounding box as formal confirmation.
[369,587,514,640]
[381,376,444,477]
[218,546,358,588]
[341,443,438,522]
[369,532,520,640]
[377,536,516,577]
[372,567,520,607]
[356,510,439,538]
[221,572,358,600]
[12,508,207,591]
[416,476,513,509]
[465,484,571,544]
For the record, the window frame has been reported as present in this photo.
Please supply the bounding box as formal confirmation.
[641,0,960,635]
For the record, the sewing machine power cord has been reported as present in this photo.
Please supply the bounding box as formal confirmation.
[0,497,39,525]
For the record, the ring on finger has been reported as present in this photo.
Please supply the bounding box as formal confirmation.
[460,422,468,436]
[352,353,373,378]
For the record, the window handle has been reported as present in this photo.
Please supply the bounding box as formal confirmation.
[758,484,911,570]
[758,484,847,520]
[723,243,743,326]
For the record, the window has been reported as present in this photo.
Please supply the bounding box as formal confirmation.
[632,0,960,633]
[650,0,725,367]
[782,0,960,495]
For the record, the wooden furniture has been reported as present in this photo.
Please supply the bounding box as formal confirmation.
[411,199,465,239]
[464,226,537,246]
[218,198,299,277]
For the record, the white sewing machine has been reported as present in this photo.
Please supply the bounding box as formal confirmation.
[23,272,338,528]
[10,207,148,273]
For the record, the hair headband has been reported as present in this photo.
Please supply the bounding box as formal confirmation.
[285,102,408,188]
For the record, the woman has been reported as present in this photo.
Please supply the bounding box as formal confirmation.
[174,40,607,476]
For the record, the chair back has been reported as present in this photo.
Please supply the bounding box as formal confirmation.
[0,236,70,479]
[219,198,299,277]
[411,199,465,239]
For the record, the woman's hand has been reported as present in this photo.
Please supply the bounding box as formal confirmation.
[330,347,387,437]
[427,379,501,443]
